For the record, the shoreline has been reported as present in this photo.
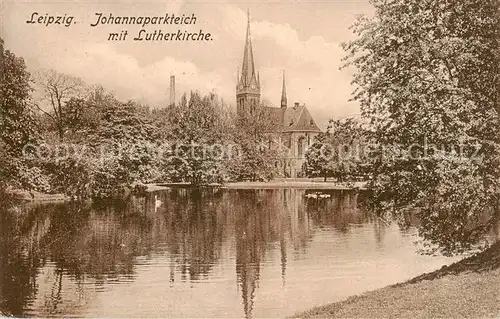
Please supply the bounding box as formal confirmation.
[225,181,366,190]
[16,180,367,202]
[293,241,500,318]
[157,180,367,190]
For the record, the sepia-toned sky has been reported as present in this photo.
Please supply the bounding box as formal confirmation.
[1,0,373,128]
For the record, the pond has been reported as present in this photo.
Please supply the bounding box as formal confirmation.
[0,189,459,318]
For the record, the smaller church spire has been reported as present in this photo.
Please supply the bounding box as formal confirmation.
[281,70,287,109]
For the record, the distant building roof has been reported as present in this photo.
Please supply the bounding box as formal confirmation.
[263,103,321,133]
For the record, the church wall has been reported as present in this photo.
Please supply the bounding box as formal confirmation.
[279,131,319,178]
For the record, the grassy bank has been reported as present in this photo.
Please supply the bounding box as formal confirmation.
[295,242,500,318]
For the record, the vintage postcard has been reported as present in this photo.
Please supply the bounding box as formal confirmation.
[0,0,499,318]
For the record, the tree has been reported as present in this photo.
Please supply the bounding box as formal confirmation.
[227,100,282,181]
[0,43,48,192]
[87,98,158,197]
[303,137,331,182]
[303,117,369,182]
[41,89,159,199]
[160,92,233,185]
[34,69,87,141]
[0,48,39,153]
[343,0,500,254]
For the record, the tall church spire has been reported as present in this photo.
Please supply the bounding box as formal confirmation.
[281,70,287,109]
[236,9,260,118]
[240,9,257,86]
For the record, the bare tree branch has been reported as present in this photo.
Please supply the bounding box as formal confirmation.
[34,69,88,140]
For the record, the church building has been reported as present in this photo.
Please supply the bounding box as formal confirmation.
[236,12,321,177]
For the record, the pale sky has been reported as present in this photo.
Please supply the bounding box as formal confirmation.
[1,0,373,129]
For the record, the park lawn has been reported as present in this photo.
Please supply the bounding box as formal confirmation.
[295,242,500,318]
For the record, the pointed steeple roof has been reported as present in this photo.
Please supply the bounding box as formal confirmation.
[281,70,287,108]
[240,9,257,86]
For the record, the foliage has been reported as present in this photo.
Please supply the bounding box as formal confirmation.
[159,92,234,185]
[303,117,370,182]
[44,156,93,198]
[343,0,500,254]
[303,139,330,181]
[75,98,157,198]
[90,155,132,199]
[33,87,160,199]
[227,100,282,181]
[1,50,39,153]
[0,47,46,192]
[33,69,88,141]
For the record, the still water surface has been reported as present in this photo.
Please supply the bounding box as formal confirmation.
[0,189,459,318]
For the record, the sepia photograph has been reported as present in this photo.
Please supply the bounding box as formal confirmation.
[0,0,499,318]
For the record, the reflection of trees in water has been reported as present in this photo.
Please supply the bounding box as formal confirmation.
[305,191,397,245]
[306,190,372,233]
[40,200,154,284]
[159,188,228,282]
[88,199,159,278]
[0,199,156,317]
[0,206,45,317]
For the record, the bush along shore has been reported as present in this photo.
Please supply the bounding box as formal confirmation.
[294,241,500,318]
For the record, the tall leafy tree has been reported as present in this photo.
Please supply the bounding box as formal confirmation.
[303,118,369,182]
[228,100,282,182]
[0,48,39,153]
[343,0,500,254]
[160,92,233,185]
[0,43,47,192]
[46,92,158,199]
[88,99,157,196]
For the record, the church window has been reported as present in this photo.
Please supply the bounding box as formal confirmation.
[310,119,314,126]
[298,137,305,157]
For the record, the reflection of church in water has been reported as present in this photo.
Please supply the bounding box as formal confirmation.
[236,11,322,177]
[233,189,364,319]
[234,189,314,319]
